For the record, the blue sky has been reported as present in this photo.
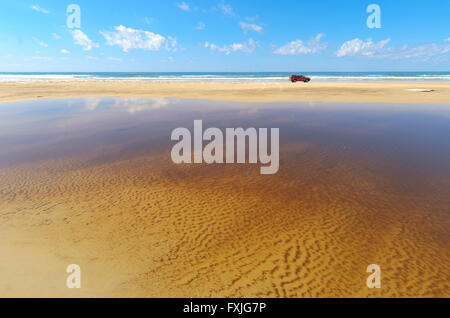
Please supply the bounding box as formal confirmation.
[1,0,449,72]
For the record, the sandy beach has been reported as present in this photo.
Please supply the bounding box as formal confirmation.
[2,0,450,305]
[0,81,449,105]
[0,97,449,297]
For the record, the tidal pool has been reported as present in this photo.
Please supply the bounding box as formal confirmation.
[0,98,449,297]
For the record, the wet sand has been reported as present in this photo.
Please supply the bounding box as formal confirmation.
[1,81,450,105]
[0,98,449,297]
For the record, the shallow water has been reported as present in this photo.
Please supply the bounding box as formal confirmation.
[0,97,449,297]
[1,97,449,169]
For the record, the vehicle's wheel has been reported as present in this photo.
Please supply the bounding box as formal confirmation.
[291,80,296,83]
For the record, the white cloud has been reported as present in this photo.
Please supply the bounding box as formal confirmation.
[71,30,99,51]
[53,33,61,40]
[336,38,450,59]
[396,43,450,59]
[219,3,234,16]
[168,37,179,51]
[336,38,390,57]
[31,56,52,61]
[245,16,258,22]
[60,49,70,54]
[239,22,263,34]
[274,34,327,55]
[32,37,48,47]
[100,25,177,52]
[176,2,190,12]
[204,38,256,55]
[195,21,206,30]
[31,5,50,14]
[107,56,121,61]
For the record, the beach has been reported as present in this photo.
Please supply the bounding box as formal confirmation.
[1,80,450,104]
[0,97,449,297]
[2,0,449,305]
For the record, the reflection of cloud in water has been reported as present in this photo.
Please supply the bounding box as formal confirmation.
[83,97,171,114]
[114,98,171,114]
[84,98,103,111]
[238,106,260,115]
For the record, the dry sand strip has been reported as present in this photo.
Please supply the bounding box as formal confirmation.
[0,81,449,104]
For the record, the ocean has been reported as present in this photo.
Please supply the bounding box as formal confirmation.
[0,72,449,82]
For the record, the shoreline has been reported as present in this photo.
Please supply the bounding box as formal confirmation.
[1,80,449,104]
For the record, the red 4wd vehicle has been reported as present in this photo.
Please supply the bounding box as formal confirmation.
[290,74,311,83]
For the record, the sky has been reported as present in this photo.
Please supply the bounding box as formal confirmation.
[0,0,449,72]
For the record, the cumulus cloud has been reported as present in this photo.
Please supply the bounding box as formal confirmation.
[53,33,61,40]
[100,25,177,52]
[218,3,234,16]
[195,21,206,30]
[60,49,70,54]
[274,33,326,55]
[336,38,390,57]
[245,16,258,22]
[32,37,48,47]
[396,43,450,59]
[336,38,450,59]
[176,2,190,11]
[239,22,263,34]
[31,5,50,14]
[204,38,256,55]
[71,30,99,51]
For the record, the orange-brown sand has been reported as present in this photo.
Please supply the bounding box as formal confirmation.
[1,140,448,297]
[0,81,450,104]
